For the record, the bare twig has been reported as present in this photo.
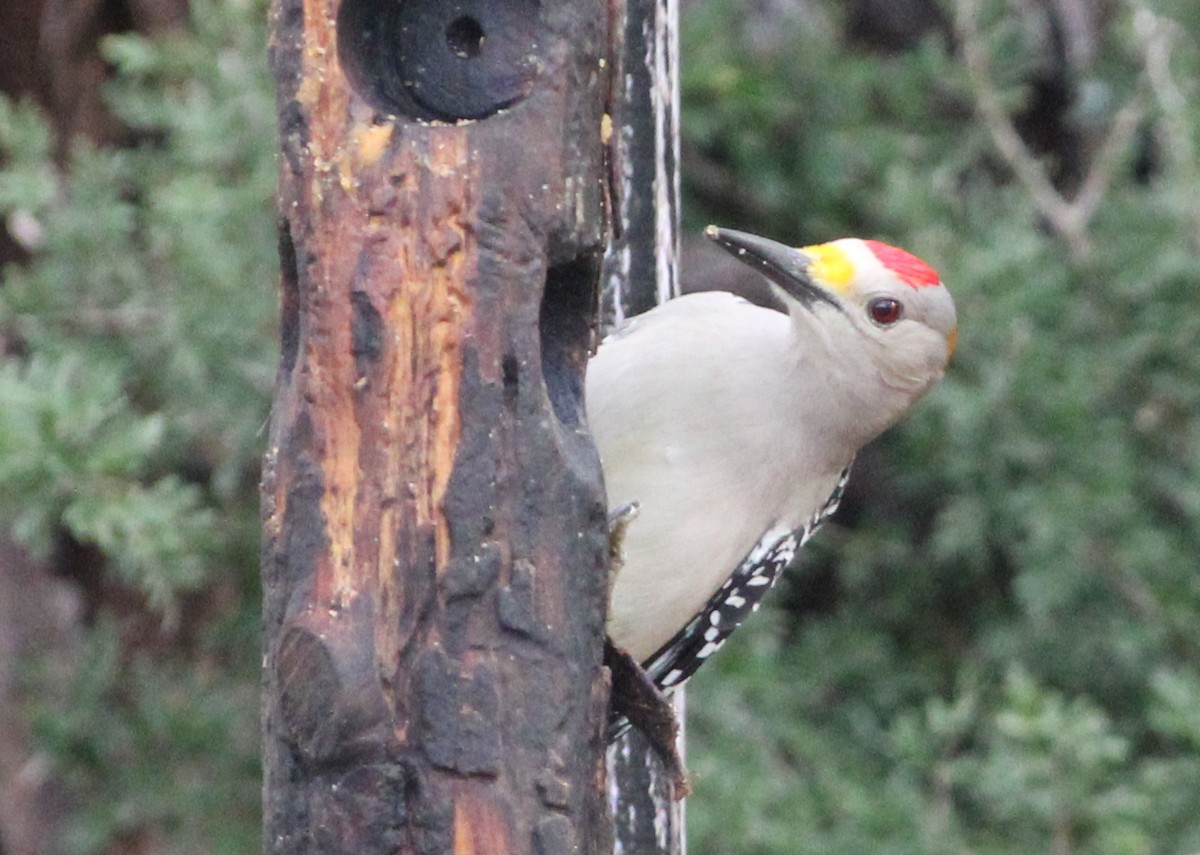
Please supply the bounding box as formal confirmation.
[1071,91,1147,230]
[954,0,1149,261]
[956,0,1082,252]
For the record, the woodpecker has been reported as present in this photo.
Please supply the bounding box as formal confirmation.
[588,226,956,696]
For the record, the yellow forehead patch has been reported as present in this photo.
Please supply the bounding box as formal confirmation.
[801,243,855,293]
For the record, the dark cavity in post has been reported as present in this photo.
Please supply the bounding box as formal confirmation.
[336,0,543,121]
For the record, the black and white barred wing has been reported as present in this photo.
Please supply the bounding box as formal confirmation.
[642,465,852,691]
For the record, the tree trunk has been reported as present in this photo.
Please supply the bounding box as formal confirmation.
[260,0,611,852]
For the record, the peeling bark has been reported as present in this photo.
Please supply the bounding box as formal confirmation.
[261,1,612,851]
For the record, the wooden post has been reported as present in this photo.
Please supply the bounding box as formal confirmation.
[260,0,611,852]
[602,0,680,326]
[602,0,684,853]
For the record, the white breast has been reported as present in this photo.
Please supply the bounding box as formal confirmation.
[587,292,852,660]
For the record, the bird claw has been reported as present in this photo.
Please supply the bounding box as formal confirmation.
[606,501,640,589]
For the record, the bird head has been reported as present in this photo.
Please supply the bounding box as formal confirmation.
[705,226,957,404]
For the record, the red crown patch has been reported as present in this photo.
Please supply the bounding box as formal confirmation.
[863,240,940,288]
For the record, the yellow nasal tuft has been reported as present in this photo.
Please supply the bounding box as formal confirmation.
[947,328,958,359]
[801,243,855,293]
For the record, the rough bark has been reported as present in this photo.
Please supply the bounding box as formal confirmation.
[261,0,611,852]
[600,0,685,851]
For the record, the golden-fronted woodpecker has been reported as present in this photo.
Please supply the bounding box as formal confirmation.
[588,226,957,692]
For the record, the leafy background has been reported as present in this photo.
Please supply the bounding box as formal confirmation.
[1,0,1199,852]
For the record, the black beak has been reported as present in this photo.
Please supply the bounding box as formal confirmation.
[705,225,843,312]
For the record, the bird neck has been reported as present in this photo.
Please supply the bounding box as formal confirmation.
[784,309,919,457]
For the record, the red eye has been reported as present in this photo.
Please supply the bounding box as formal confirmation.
[868,297,904,326]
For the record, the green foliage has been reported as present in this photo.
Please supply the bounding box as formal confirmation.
[30,621,260,855]
[2,0,1199,851]
[683,1,1200,853]
[0,356,214,607]
[0,0,274,850]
